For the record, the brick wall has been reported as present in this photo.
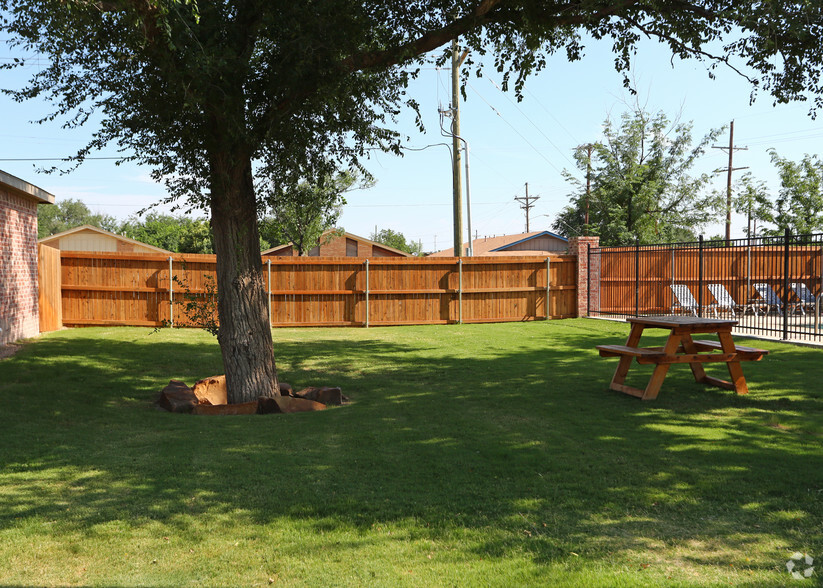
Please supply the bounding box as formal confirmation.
[568,236,600,318]
[0,188,40,345]
[318,235,352,257]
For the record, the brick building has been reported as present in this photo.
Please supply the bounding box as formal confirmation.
[262,230,410,258]
[0,171,55,345]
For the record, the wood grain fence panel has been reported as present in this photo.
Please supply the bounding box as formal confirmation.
[37,244,62,331]
[46,252,577,327]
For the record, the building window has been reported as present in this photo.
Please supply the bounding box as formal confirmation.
[346,238,358,257]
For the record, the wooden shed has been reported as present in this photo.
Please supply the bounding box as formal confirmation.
[39,224,171,254]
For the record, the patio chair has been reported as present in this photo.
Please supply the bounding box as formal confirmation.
[669,284,717,317]
[707,283,747,317]
[751,283,785,315]
[790,282,817,316]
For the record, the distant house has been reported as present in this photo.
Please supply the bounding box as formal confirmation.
[262,230,411,258]
[429,230,568,257]
[39,224,171,254]
[0,170,55,345]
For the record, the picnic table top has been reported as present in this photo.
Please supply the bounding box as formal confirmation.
[627,315,739,330]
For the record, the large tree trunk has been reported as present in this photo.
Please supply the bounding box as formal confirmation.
[209,149,279,404]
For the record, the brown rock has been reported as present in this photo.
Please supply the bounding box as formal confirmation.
[295,386,347,406]
[256,396,280,414]
[156,380,198,413]
[192,375,227,405]
[267,396,326,414]
[191,401,258,415]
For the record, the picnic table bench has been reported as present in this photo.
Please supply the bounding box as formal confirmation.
[596,316,769,400]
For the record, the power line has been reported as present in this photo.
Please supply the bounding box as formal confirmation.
[485,77,581,175]
[465,81,566,176]
[347,201,506,208]
[523,85,580,145]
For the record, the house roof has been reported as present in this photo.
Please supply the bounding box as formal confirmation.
[261,229,412,257]
[0,169,55,205]
[429,230,568,257]
[38,224,173,254]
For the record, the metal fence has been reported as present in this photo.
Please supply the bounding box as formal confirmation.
[588,230,823,342]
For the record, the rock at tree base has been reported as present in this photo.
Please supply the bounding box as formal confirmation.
[192,376,291,404]
[192,401,259,415]
[192,375,227,405]
[295,386,348,406]
[257,396,327,414]
[156,380,198,413]
[156,378,337,415]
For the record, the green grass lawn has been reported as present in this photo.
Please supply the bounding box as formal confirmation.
[0,319,821,587]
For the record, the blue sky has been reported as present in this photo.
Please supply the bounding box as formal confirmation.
[1,33,821,251]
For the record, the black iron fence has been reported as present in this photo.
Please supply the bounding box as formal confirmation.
[588,230,823,341]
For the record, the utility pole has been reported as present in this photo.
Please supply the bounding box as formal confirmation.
[450,38,464,257]
[514,182,540,232]
[712,120,748,242]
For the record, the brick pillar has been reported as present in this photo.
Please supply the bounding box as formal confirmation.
[568,236,600,317]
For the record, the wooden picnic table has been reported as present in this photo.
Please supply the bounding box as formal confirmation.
[596,316,769,401]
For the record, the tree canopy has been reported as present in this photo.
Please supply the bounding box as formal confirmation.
[119,213,214,253]
[37,198,118,239]
[554,109,720,245]
[760,150,823,236]
[4,1,823,402]
[260,171,356,255]
[371,228,424,255]
[731,172,773,239]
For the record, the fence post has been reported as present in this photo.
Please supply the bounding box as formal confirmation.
[458,258,463,324]
[547,256,552,320]
[698,235,704,319]
[634,238,640,317]
[364,259,370,328]
[168,256,174,326]
[267,259,272,327]
[818,243,823,337]
[585,246,590,318]
[783,228,790,340]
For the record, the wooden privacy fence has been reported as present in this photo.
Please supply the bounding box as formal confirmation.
[40,248,577,329]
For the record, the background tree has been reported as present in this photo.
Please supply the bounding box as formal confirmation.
[261,171,357,256]
[120,213,215,254]
[760,150,823,236]
[732,173,774,239]
[5,2,823,403]
[38,198,118,238]
[553,109,721,245]
[370,228,423,255]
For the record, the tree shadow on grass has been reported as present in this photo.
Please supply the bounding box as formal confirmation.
[0,323,820,580]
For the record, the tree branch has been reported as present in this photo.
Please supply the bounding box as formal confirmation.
[255,0,643,136]
[620,13,757,84]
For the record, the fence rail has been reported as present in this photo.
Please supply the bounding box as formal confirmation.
[42,250,578,329]
[589,231,823,341]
